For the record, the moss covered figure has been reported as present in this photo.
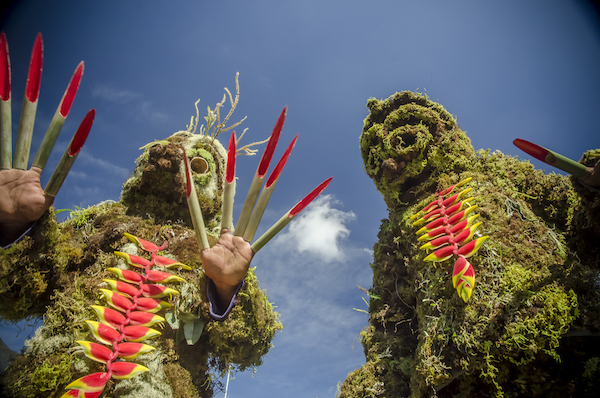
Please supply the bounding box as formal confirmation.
[339,91,600,398]
[0,92,283,396]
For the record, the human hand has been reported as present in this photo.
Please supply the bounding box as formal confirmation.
[580,160,600,188]
[200,229,253,310]
[0,33,93,246]
[0,167,54,243]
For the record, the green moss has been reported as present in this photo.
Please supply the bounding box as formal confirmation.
[203,268,282,373]
[341,92,600,398]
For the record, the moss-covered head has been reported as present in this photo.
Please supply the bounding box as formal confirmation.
[121,132,228,233]
[360,91,476,208]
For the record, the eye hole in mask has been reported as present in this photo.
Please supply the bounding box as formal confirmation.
[190,156,209,175]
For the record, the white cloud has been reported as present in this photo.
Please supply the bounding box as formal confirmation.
[243,195,374,397]
[92,83,169,122]
[92,84,141,104]
[78,149,131,180]
[273,194,356,263]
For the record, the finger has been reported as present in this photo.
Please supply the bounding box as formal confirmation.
[32,61,84,169]
[44,109,94,197]
[14,33,43,170]
[43,191,55,212]
[0,32,12,170]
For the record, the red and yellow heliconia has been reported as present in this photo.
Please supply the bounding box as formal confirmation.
[411,178,489,302]
[61,233,189,397]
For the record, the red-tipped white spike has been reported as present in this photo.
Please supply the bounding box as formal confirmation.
[44,109,94,197]
[0,31,12,169]
[221,131,236,231]
[181,145,210,250]
[251,177,332,253]
[235,107,286,237]
[243,134,298,242]
[32,61,84,169]
[14,33,43,169]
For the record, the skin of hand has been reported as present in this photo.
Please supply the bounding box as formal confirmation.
[581,160,600,188]
[0,167,54,243]
[200,230,253,312]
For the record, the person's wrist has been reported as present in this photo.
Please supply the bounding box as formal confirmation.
[0,220,34,244]
[213,280,240,296]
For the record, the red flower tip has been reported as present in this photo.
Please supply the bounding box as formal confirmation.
[266,134,298,188]
[59,61,84,117]
[68,109,94,156]
[257,106,287,177]
[289,177,332,217]
[226,131,236,183]
[0,31,10,101]
[513,139,550,164]
[25,32,43,102]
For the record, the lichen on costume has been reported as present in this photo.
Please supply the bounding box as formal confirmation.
[0,78,282,398]
[339,91,600,398]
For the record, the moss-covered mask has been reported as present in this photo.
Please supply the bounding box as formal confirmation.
[360,91,476,207]
[121,131,228,233]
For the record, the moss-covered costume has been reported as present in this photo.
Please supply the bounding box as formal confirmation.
[339,91,600,398]
[0,132,282,397]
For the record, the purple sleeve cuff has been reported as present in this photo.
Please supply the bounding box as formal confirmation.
[0,221,37,249]
[206,278,245,321]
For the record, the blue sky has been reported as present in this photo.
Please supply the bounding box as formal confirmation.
[1,1,599,397]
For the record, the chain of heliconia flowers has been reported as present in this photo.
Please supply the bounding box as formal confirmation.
[411,178,489,302]
[61,232,191,398]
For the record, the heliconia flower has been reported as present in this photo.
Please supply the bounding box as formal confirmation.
[452,256,475,302]
[456,236,489,258]
[107,361,150,380]
[103,279,140,299]
[153,254,191,270]
[412,179,487,303]
[146,269,185,283]
[122,325,161,342]
[141,284,180,299]
[424,245,456,262]
[410,178,473,221]
[135,297,171,313]
[437,177,472,197]
[413,198,466,226]
[76,341,114,364]
[107,267,144,284]
[114,251,152,268]
[124,232,168,252]
[419,222,482,251]
[91,305,127,329]
[64,233,190,397]
[439,188,472,210]
[114,342,155,360]
[100,288,135,312]
[85,321,120,345]
[416,205,478,235]
[128,311,166,327]
[61,390,96,398]
[418,214,479,241]
[413,192,474,226]
[62,372,110,395]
